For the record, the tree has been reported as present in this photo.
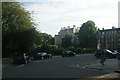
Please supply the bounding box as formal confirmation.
[2,2,34,33]
[61,34,72,48]
[40,33,54,45]
[78,20,98,49]
[2,2,36,57]
[34,32,54,47]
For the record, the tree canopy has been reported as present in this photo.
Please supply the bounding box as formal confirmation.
[78,20,98,48]
[2,2,34,33]
[61,34,72,48]
[35,32,54,47]
[2,2,36,57]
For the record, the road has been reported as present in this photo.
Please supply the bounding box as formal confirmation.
[2,54,111,78]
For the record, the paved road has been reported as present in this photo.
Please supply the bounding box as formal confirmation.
[2,54,111,78]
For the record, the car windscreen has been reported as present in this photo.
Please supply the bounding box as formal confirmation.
[63,51,72,53]
[37,53,47,55]
[106,50,112,53]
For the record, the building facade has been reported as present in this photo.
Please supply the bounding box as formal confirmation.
[55,25,80,45]
[97,27,120,51]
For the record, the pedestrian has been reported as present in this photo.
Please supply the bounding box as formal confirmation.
[100,53,106,65]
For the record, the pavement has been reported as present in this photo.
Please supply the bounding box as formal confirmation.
[82,58,120,79]
[83,59,119,73]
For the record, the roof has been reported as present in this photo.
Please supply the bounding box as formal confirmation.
[100,28,120,32]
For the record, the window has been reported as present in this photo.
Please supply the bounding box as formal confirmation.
[101,35,104,38]
[99,32,101,35]
[102,32,105,34]
[115,30,117,34]
[111,39,113,42]
[101,39,104,42]
[106,31,108,34]
[106,40,108,42]
[109,31,111,34]
[112,31,114,34]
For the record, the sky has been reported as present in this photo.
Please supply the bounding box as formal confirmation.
[18,0,119,36]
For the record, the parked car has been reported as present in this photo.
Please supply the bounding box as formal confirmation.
[94,49,103,58]
[61,51,76,57]
[33,52,52,60]
[13,53,31,64]
[103,49,116,59]
[112,50,120,60]
[94,49,119,59]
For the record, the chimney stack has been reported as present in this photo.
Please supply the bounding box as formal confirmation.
[68,26,70,29]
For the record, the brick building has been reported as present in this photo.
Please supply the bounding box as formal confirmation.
[97,27,120,51]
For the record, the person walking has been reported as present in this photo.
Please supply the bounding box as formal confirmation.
[100,51,107,65]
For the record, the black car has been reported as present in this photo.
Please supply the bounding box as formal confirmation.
[112,50,120,60]
[104,49,117,59]
[62,51,76,57]
[33,52,52,60]
[13,53,31,64]
[94,49,103,58]
[94,49,118,59]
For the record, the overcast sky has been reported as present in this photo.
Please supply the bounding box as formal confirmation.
[20,0,119,36]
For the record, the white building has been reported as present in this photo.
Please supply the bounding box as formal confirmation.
[55,25,80,45]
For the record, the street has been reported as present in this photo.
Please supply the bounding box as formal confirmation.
[2,54,119,78]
